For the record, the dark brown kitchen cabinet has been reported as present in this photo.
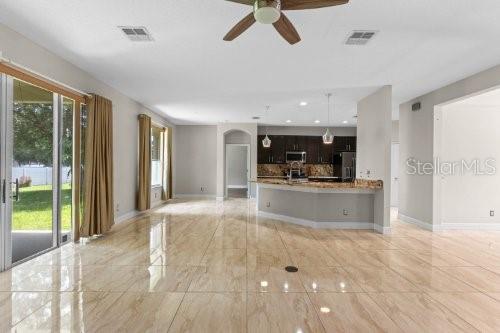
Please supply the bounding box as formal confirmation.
[306,136,320,164]
[333,136,357,152]
[319,141,334,164]
[272,135,286,163]
[258,134,356,165]
[285,136,307,151]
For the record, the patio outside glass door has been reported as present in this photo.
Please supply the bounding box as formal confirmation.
[10,78,57,263]
[0,75,75,270]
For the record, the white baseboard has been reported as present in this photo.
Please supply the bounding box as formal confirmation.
[398,213,500,231]
[174,194,216,199]
[115,210,143,224]
[435,223,500,231]
[151,200,166,209]
[398,213,433,231]
[374,223,392,235]
[257,211,374,230]
[227,185,248,189]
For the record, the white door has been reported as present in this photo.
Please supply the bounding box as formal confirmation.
[391,143,399,207]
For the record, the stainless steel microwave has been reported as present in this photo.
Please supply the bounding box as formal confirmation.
[286,151,306,163]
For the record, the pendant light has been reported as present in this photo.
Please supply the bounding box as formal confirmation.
[322,93,334,144]
[262,106,272,148]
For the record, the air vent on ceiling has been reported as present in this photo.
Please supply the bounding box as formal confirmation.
[119,26,153,41]
[252,116,261,120]
[345,30,377,45]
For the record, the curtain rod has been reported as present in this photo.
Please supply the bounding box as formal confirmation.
[0,54,92,97]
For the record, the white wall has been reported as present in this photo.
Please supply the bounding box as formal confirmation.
[259,126,356,136]
[0,23,174,221]
[356,86,392,231]
[399,64,500,226]
[226,145,248,187]
[437,104,500,225]
[173,125,217,196]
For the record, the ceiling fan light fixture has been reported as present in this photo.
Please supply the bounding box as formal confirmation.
[254,0,281,24]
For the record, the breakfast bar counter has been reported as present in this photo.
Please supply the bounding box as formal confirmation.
[254,178,386,233]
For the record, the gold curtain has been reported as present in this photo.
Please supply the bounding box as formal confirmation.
[137,114,151,211]
[166,127,173,200]
[161,127,173,200]
[80,95,114,237]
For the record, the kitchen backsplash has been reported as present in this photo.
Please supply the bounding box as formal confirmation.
[258,164,334,177]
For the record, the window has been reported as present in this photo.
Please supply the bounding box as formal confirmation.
[151,126,163,187]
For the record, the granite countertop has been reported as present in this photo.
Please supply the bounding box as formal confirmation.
[254,178,383,190]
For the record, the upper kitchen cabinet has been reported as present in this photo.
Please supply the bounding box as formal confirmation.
[285,136,307,151]
[319,141,334,164]
[333,136,357,152]
[272,135,286,164]
[306,136,320,164]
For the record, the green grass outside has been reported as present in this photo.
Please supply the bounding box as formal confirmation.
[13,184,72,231]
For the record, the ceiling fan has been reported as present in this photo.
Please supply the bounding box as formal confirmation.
[223,0,349,45]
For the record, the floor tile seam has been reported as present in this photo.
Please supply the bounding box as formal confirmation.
[272,223,328,332]
[362,290,412,332]
[429,265,492,293]
[422,290,484,332]
[166,212,222,333]
[347,264,421,293]
[3,291,54,328]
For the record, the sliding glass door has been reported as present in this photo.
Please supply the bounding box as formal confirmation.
[10,79,57,263]
[0,74,77,269]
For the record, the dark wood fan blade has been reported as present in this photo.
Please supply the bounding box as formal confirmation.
[225,0,254,5]
[273,13,301,45]
[223,13,256,41]
[282,0,349,10]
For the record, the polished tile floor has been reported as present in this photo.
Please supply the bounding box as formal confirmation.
[1,198,500,332]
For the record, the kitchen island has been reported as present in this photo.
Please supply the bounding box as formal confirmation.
[255,178,388,233]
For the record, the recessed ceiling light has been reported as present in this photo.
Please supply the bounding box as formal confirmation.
[300,101,308,106]
[314,120,320,124]
[286,120,292,123]
[342,120,348,124]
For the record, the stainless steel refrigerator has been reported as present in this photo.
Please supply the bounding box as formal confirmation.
[340,152,356,181]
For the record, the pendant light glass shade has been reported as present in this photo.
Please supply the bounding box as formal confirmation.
[262,134,271,148]
[323,93,334,144]
[322,128,334,144]
[262,105,272,148]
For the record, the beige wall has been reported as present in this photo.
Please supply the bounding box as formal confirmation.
[399,64,500,225]
[173,125,217,196]
[356,86,392,231]
[0,23,173,221]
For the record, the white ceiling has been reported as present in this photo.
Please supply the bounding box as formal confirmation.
[1,0,500,125]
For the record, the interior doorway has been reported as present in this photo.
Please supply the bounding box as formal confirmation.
[225,144,250,198]
[433,87,500,229]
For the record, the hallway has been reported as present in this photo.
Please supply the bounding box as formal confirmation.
[1,198,500,332]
